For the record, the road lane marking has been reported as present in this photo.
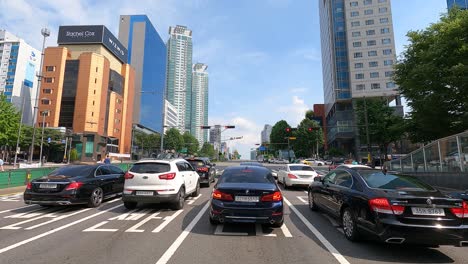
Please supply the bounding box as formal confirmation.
[1,208,70,229]
[214,224,248,236]
[0,205,35,215]
[155,202,210,264]
[187,194,202,205]
[283,197,350,264]
[0,192,23,197]
[297,196,308,204]
[125,212,162,233]
[152,210,184,233]
[281,223,293,237]
[108,208,152,221]
[82,221,118,232]
[0,204,123,254]
[256,224,276,237]
[4,208,44,218]
[25,208,92,230]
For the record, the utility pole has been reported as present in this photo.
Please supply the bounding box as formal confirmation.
[364,97,371,164]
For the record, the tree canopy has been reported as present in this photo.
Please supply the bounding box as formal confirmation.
[269,120,291,152]
[183,131,199,155]
[291,119,323,158]
[164,128,184,152]
[0,95,20,147]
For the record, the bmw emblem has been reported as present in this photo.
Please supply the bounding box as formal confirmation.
[245,190,250,194]
[426,199,432,205]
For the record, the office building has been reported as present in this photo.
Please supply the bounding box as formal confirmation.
[191,63,209,147]
[210,125,221,152]
[0,30,41,125]
[319,0,401,159]
[447,0,468,9]
[166,25,193,132]
[261,124,272,144]
[37,25,135,162]
[118,15,167,133]
[164,99,178,133]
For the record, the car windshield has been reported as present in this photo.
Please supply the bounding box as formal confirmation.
[289,165,314,171]
[239,162,263,167]
[49,166,95,177]
[187,160,205,168]
[359,171,435,191]
[130,163,170,173]
[219,168,275,184]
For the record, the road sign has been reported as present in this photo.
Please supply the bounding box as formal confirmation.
[289,137,297,140]
[47,137,51,143]
[180,147,188,153]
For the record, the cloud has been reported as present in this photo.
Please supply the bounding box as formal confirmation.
[276,96,310,126]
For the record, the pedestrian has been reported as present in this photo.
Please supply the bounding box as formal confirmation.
[104,154,111,164]
[0,158,4,171]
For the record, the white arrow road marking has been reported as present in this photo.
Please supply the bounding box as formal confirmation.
[25,208,93,230]
[125,212,162,233]
[1,208,70,230]
[0,205,35,215]
[82,221,118,232]
[152,210,184,233]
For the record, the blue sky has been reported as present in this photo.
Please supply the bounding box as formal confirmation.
[0,0,448,158]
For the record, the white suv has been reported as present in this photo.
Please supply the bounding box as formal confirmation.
[122,159,200,210]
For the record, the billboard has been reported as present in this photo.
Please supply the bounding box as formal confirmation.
[57,25,127,63]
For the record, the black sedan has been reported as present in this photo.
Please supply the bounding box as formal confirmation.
[186,157,216,187]
[24,164,125,207]
[209,166,283,227]
[308,167,468,247]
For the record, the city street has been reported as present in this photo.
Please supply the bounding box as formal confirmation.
[0,162,466,264]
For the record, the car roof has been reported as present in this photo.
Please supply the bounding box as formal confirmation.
[134,158,186,164]
[336,164,372,169]
[225,165,270,172]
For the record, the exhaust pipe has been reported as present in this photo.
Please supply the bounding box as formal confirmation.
[459,241,468,247]
[269,220,275,225]
[219,218,225,223]
[385,237,405,244]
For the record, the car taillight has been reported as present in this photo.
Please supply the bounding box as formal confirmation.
[287,173,298,179]
[159,173,176,180]
[369,198,404,215]
[65,182,83,191]
[124,172,134,179]
[26,182,32,190]
[451,201,468,218]
[261,191,282,202]
[212,189,234,201]
[197,167,209,173]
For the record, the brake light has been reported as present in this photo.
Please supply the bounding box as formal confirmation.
[65,182,83,191]
[261,191,283,202]
[124,172,134,179]
[26,182,32,190]
[451,201,468,218]
[212,189,234,201]
[287,173,298,179]
[159,173,176,180]
[369,198,404,215]
[197,167,209,173]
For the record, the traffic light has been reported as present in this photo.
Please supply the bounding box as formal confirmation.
[307,127,314,132]
[200,126,211,129]
[225,125,235,129]
[286,127,291,133]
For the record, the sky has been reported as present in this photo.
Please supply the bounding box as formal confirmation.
[0,0,448,159]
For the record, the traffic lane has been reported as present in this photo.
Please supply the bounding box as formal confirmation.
[164,198,341,264]
[281,188,465,264]
[0,192,34,212]
[0,187,211,264]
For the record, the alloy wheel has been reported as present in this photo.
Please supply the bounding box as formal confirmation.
[342,210,354,238]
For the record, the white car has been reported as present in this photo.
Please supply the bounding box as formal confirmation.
[277,164,319,188]
[122,158,200,210]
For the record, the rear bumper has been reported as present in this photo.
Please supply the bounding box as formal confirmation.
[23,192,87,205]
[210,200,283,224]
[122,192,179,204]
[286,178,313,187]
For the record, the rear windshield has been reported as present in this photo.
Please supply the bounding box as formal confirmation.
[187,160,205,168]
[130,163,170,174]
[49,166,95,177]
[239,162,263,167]
[289,165,314,171]
[359,171,435,191]
[219,169,275,184]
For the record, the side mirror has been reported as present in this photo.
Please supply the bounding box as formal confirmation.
[314,176,323,183]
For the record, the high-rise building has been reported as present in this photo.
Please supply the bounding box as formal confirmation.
[191,63,209,147]
[261,124,272,144]
[37,25,135,162]
[0,30,41,125]
[447,0,468,9]
[164,99,178,133]
[166,25,193,132]
[319,0,401,159]
[210,125,221,152]
[118,15,167,133]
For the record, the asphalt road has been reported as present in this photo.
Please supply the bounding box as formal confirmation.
[0,162,466,264]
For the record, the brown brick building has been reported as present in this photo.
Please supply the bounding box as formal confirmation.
[36,25,135,162]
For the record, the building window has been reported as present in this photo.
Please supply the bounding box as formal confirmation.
[384,59,394,66]
[352,31,361,37]
[381,28,390,34]
[382,38,391,44]
[351,21,360,27]
[386,82,396,88]
[356,73,365,79]
[43,77,54,83]
[94,78,97,84]
[383,49,392,55]
[355,63,364,69]
[116,109,121,114]
[368,50,378,56]
[350,1,358,6]
[351,11,359,17]
[369,61,379,67]
[96,67,98,73]
[364,0,372,5]
[354,52,363,58]
[379,7,388,13]
[43,88,52,94]
[356,84,365,91]
[380,17,389,24]
[92,100,95,106]
[364,9,373,15]
[370,72,380,78]
[41,99,50,105]
[45,66,55,72]
[366,30,376,36]
[353,41,362,47]
[385,71,394,77]
[367,40,376,46]
[115,119,120,124]
[94,90,96,95]
[378,0,387,2]
[91,112,94,117]
[365,19,374,25]
[371,83,381,89]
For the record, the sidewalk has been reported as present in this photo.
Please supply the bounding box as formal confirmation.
[0,185,26,196]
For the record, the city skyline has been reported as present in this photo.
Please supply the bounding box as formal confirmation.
[0,0,448,158]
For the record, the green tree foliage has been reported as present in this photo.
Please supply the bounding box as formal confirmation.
[291,119,323,158]
[164,128,184,151]
[69,148,78,162]
[269,120,291,152]
[199,142,215,158]
[183,131,199,155]
[394,8,468,142]
[355,98,405,157]
[305,110,315,121]
[327,147,345,158]
[134,131,161,155]
[0,95,20,147]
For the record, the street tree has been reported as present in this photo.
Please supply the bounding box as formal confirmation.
[394,8,468,142]
[199,142,215,158]
[183,131,199,155]
[305,110,315,121]
[164,128,184,152]
[0,95,20,147]
[292,119,323,158]
[269,120,291,152]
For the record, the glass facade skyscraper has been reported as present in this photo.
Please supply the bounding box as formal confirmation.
[447,0,468,9]
[191,63,209,147]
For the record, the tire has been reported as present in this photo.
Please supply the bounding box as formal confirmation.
[342,207,360,242]
[192,181,200,197]
[283,179,288,189]
[308,191,318,211]
[87,187,103,208]
[171,187,185,210]
[123,201,137,210]
[271,218,284,228]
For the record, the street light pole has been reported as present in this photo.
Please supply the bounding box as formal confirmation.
[29,27,50,163]
[39,110,49,166]
[363,97,371,164]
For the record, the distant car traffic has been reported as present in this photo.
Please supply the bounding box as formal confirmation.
[303,159,325,166]
[24,164,125,207]
[122,158,200,210]
[186,157,216,187]
[209,165,284,227]
[240,161,264,167]
[277,164,319,188]
[308,167,468,247]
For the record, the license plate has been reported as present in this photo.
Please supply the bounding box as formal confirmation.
[411,207,445,216]
[136,191,154,196]
[39,183,57,189]
[235,196,259,202]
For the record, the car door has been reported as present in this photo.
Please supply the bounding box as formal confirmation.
[176,162,193,193]
[95,165,115,196]
[316,171,337,213]
[328,170,354,217]
[186,162,199,191]
[278,166,286,183]
[109,165,125,194]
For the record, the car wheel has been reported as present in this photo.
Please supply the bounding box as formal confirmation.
[171,187,185,210]
[124,201,137,210]
[308,191,318,211]
[342,208,360,241]
[283,178,288,189]
[318,163,323,166]
[192,181,200,197]
[87,187,103,208]
[209,215,219,225]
